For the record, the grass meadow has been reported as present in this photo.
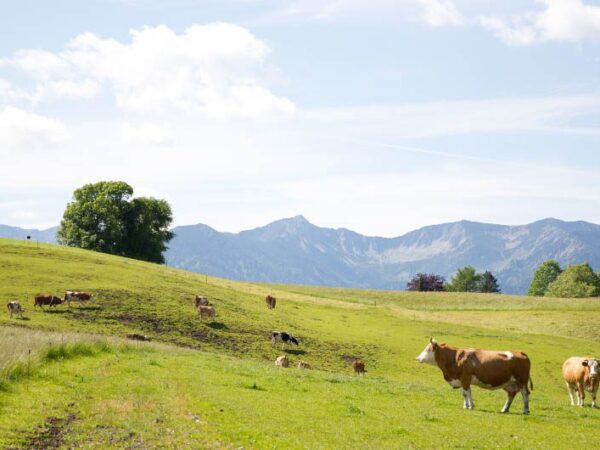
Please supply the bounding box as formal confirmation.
[0,238,599,448]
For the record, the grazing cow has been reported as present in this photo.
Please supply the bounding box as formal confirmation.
[7,301,24,319]
[34,294,63,309]
[64,291,93,308]
[265,295,276,309]
[194,295,209,308]
[297,360,312,370]
[352,359,366,376]
[271,331,299,349]
[275,355,289,367]
[198,305,216,321]
[416,338,533,414]
[562,357,599,408]
[126,333,152,342]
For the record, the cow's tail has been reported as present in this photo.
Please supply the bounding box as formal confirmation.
[529,376,534,391]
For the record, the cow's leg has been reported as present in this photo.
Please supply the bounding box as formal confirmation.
[521,386,530,415]
[592,386,597,409]
[462,389,469,409]
[566,382,576,406]
[577,382,585,407]
[462,387,474,410]
[501,389,517,413]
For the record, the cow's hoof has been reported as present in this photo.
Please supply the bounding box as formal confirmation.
[501,409,508,414]
[523,411,530,415]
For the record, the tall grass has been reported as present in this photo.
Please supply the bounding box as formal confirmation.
[0,326,131,389]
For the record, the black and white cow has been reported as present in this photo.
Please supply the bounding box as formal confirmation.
[7,301,24,319]
[271,331,299,349]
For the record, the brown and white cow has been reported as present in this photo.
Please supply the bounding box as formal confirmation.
[275,355,289,367]
[194,295,209,308]
[352,359,366,376]
[64,291,93,308]
[416,338,533,414]
[34,294,63,309]
[198,305,216,321]
[562,357,599,408]
[265,295,276,309]
[7,301,24,319]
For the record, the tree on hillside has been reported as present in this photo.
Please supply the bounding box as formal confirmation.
[406,273,445,291]
[545,263,600,298]
[528,260,562,296]
[445,266,481,292]
[57,181,174,263]
[478,270,500,293]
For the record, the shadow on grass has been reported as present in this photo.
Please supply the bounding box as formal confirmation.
[43,309,72,315]
[207,322,228,330]
[68,305,102,311]
[284,349,306,355]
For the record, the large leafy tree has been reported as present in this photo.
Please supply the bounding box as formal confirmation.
[445,266,481,292]
[545,263,600,298]
[478,270,500,293]
[528,260,562,296]
[58,181,173,263]
[406,273,445,291]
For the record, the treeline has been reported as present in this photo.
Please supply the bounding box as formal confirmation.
[528,260,600,298]
[407,261,600,298]
[406,266,500,293]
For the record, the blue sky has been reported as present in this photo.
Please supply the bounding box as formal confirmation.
[0,0,599,236]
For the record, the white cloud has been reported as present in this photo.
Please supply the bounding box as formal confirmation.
[419,0,463,27]
[480,0,600,45]
[302,95,600,139]
[1,23,295,119]
[0,107,70,151]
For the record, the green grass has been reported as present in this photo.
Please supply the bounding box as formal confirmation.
[0,238,599,448]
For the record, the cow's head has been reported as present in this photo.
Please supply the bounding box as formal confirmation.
[582,359,600,378]
[416,337,438,365]
[290,336,300,346]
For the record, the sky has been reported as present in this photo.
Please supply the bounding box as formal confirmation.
[0,0,599,237]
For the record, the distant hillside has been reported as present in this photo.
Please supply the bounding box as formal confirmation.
[165,217,600,294]
[3,217,599,294]
[0,224,58,244]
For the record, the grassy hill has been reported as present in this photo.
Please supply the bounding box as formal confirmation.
[1,238,599,448]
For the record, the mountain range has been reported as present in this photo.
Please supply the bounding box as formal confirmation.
[164,216,600,294]
[2,217,599,294]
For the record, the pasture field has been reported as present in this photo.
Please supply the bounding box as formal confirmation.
[1,238,599,448]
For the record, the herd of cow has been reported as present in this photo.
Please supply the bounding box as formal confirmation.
[7,291,94,318]
[197,294,367,376]
[5,291,599,415]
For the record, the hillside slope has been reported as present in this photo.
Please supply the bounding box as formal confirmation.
[166,216,600,294]
[1,238,600,448]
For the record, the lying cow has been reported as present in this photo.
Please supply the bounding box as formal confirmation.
[34,294,63,309]
[198,305,216,321]
[271,331,299,349]
[352,359,366,376]
[297,360,312,370]
[194,295,209,308]
[126,333,152,342]
[416,338,533,414]
[562,357,599,408]
[275,355,289,367]
[7,301,24,319]
[265,295,276,309]
[64,291,93,308]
